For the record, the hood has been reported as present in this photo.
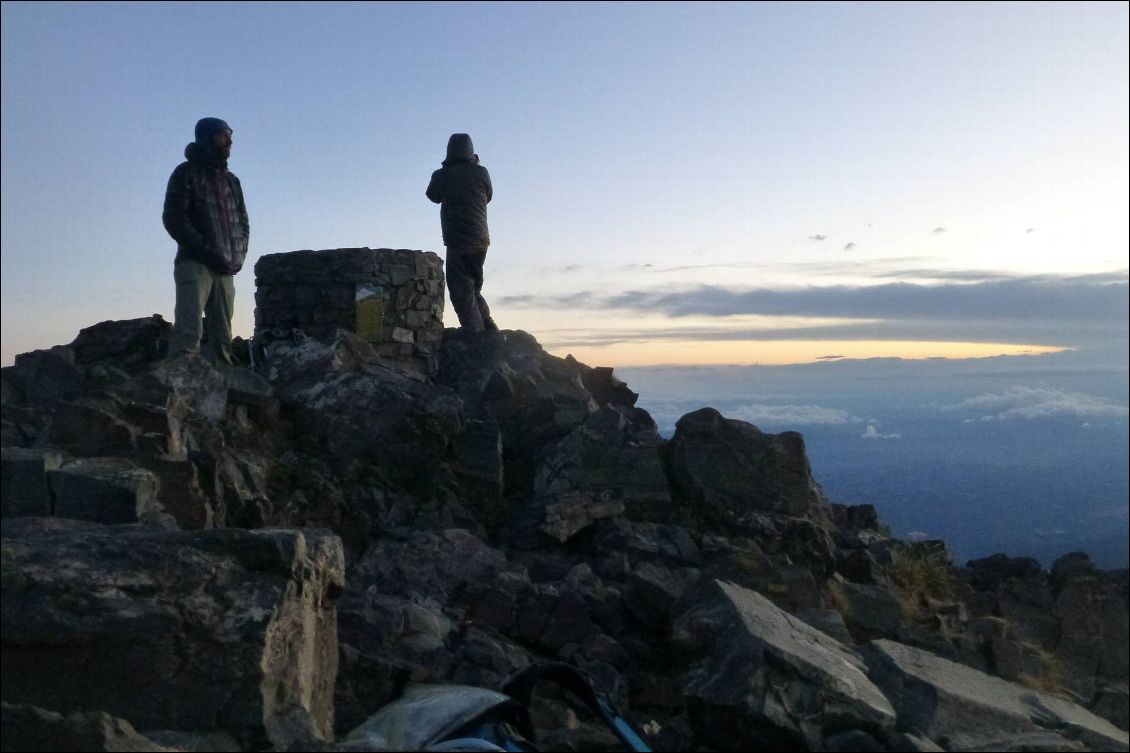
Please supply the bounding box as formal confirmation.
[184,142,228,171]
[442,133,478,166]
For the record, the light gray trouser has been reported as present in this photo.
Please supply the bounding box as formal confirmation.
[168,258,235,365]
[446,246,493,332]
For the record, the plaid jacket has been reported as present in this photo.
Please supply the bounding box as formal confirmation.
[163,143,250,275]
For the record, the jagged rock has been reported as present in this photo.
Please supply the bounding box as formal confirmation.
[530,405,670,530]
[69,315,170,370]
[4,315,1127,751]
[0,447,63,519]
[148,354,229,422]
[263,330,463,476]
[959,552,1129,727]
[335,529,515,729]
[831,580,903,641]
[0,701,176,752]
[455,403,504,498]
[219,364,279,425]
[862,639,1130,752]
[672,578,896,750]
[47,456,171,527]
[8,346,85,408]
[1,520,344,750]
[668,407,830,524]
[796,607,856,645]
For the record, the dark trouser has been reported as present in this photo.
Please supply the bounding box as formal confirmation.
[446,246,494,332]
[167,258,235,365]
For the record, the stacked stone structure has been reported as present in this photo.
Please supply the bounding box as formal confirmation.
[253,248,444,376]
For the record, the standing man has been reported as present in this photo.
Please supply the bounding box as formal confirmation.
[163,117,249,366]
[426,133,497,332]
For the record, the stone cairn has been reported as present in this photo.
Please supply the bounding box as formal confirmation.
[253,248,445,377]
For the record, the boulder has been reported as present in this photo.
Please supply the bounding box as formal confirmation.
[531,405,670,528]
[47,456,169,527]
[668,407,830,524]
[263,331,463,477]
[0,701,175,753]
[862,639,1129,752]
[1,447,64,519]
[0,521,344,750]
[672,578,895,750]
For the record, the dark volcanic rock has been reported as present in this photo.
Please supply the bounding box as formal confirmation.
[0,701,175,752]
[1,521,344,750]
[672,578,895,750]
[3,313,1127,750]
[669,407,830,523]
[863,639,1129,752]
[1,447,64,519]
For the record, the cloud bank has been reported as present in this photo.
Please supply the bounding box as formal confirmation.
[940,386,1129,421]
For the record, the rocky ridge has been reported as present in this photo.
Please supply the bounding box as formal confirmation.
[1,314,1127,751]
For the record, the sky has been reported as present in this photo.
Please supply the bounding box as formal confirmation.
[2,1,1128,368]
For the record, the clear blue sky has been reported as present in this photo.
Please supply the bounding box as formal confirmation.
[3,1,1127,366]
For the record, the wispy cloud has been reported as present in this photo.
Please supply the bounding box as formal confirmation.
[940,386,1129,421]
[861,420,901,439]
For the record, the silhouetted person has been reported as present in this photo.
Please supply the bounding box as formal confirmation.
[426,133,497,332]
[162,117,249,365]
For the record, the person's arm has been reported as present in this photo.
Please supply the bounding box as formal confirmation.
[162,164,210,256]
[426,169,443,204]
[482,168,493,203]
[234,176,250,245]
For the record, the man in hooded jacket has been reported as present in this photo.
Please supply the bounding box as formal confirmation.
[426,133,497,332]
[162,117,250,365]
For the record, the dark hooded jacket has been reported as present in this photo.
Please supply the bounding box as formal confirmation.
[163,142,250,275]
[426,135,492,249]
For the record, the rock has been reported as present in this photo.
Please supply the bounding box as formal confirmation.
[147,354,228,422]
[668,407,830,524]
[10,346,85,408]
[1,522,344,750]
[577,364,639,409]
[69,315,170,370]
[263,331,463,476]
[831,581,904,641]
[532,405,670,526]
[0,701,176,752]
[824,729,882,751]
[1,447,64,519]
[861,639,1129,752]
[219,364,279,425]
[47,456,170,527]
[888,731,945,751]
[796,608,856,645]
[672,578,895,750]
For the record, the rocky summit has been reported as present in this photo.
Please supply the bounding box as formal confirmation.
[1,313,1127,752]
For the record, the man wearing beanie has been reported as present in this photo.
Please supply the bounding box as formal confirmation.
[162,117,250,365]
[426,133,497,333]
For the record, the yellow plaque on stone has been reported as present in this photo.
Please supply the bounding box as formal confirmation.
[354,285,384,341]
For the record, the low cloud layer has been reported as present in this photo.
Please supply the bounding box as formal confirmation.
[939,386,1129,421]
[726,403,863,427]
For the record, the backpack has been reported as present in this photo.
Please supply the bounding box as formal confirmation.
[343,661,653,752]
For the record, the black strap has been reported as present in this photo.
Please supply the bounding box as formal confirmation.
[502,662,653,752]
